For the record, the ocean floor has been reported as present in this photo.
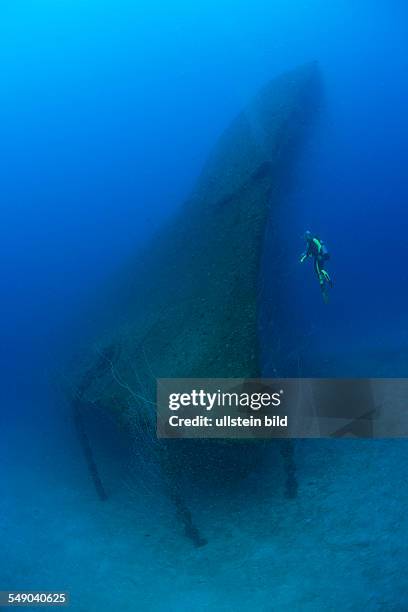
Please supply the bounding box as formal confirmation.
[2,379,408,612]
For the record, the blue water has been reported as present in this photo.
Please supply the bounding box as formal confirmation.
[2,1,408,609]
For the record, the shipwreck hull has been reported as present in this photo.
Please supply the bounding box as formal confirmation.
[68,62,322,544]
[76,62,320,413]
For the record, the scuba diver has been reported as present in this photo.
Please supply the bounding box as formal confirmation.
[300,231,333,303]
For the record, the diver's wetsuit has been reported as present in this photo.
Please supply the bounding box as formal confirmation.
[301,235,332,289]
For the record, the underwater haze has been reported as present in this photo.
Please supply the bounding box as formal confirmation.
[2,0,408,610]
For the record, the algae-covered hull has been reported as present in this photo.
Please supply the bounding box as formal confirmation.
[75,62,321,432]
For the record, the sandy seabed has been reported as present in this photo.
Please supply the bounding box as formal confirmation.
[2,382,408,612]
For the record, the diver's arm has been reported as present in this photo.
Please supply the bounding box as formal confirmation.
[300,243,312,263]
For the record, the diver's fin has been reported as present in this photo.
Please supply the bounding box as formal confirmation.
[321,287,329,304]
[320,283,329,304]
